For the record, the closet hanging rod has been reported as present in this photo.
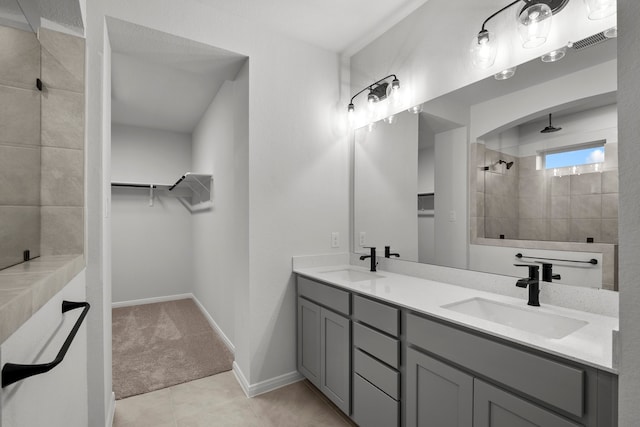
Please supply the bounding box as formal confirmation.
[515,253,598,265]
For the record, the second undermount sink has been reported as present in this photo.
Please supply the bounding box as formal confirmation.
[319,268,382,282]
[442,297,588,339]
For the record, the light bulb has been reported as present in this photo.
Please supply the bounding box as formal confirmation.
[494,67,516,80]
[584,0,616,20]
[541,47,566,62]
[518,3,552,48]
[470,30,497,69]
[407,104,423,114]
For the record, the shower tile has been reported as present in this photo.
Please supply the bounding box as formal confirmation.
[0,85,40,146]
[550,176,570,196]
[548,219,569,242]
[518,196,545,219]
[41,147,84,207]
[0,206,40,267]
[40,207,84,256]
[570,173,601,195]
[0,26,40,89]
[518,219,546,241]
[518,155,537,176]
[519,174,545,199]
[601,194,618,218]
[550,196,569,219]
[476,170,485,192]
[41,89,85,149]
[476,193,485,217]
[476,217,485,238]
[0,145,40,205]
[39,28,85,93]
[601,171,618,193]
[569,219,601,243]
[601,219,618,244]
[570,194,602,219]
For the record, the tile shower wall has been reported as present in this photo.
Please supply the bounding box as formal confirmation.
[38,28,85,256]
[478,144,619,244]
[0,26,41,268]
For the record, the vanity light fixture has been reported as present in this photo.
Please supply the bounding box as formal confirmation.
[471,0,570,69]
[347,74,400,114]
[494,66,517,80]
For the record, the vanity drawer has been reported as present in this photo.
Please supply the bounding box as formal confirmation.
[353,322,399,368]
[353,294,400,337]
[406,313,585,417]
[354,348,399,399]
[353,373,399,427]
[297,276,350,316]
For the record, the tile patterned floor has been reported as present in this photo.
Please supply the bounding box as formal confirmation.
[113,371,357,427]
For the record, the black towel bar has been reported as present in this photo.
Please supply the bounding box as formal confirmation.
[1,300,90,388]
[515,253,598,265]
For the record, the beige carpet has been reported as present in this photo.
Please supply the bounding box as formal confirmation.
[112,298,233,399]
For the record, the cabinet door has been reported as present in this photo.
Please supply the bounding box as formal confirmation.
[406,348,473,427]
[320,307,350,414]
[474,379,583,427]
[297,297,321,387]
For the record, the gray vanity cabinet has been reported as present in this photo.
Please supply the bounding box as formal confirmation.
[297,276,351,415]
[405,348,473,427]
[474,379,582,427]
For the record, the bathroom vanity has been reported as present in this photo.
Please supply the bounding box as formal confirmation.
[294,265,618,427]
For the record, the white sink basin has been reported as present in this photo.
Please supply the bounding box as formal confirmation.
[319,268,382,282]
[442,297,588,339]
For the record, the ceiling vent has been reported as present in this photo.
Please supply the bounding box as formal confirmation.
[572,32,607,50]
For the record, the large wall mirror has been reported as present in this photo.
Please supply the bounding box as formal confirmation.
[353,32,617,290]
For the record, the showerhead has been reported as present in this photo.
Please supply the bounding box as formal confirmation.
[498,159,514,170]
[541,113,562,133]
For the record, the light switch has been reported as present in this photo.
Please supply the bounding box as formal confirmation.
[359,231,366,246]
[331,232,340,248]
[449,210,456,222]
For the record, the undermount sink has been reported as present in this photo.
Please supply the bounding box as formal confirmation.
[319,268,382,282]
[442,297,588,339]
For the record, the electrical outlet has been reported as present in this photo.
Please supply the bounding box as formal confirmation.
[359,231,366,246]
[331,232,340,248]
[449,210,456,222]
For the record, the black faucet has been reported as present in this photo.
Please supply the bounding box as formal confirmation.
[360,247,377,272]
[384,246,400,258]
[514,264,540,307]
[540,263,561,282]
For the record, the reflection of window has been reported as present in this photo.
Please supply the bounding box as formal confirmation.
[544,143,605,169]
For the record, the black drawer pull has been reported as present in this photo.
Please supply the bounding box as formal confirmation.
[2,301,90,388]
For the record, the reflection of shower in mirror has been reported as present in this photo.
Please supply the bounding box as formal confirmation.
[498,159,514,169]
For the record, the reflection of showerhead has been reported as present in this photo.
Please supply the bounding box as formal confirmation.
[498,159,514,170]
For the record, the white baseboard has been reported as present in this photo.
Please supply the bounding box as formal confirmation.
[106,391,115,427]
[191,295,235,354]
[233,361,303,398]
[111,293,193,308]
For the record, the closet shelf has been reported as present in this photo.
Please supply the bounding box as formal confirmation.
[111,173,212,210]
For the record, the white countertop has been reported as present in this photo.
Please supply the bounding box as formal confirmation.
[294,264,618,373]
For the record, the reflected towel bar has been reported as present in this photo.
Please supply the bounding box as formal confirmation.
[515,253,598,265]
[1,301,90,388]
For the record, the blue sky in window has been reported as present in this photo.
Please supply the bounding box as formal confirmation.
[545,147,605,169]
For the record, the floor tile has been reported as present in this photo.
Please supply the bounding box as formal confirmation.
[113,388,175,427]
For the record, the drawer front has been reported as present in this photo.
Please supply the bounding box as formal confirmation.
[354,348,400,400]
[407,313,585,417]
[353,294,400,337]
[297,276,350,316]
[353,373,399,427]
[353,322,399,368]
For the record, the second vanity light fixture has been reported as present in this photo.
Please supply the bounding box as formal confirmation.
[347,74,400,114]
[471,0,617,70]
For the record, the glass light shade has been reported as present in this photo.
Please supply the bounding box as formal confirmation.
[367,92,378,111]
[407,104,423,114]
[604,26,617,38]
[494,67,517,80]
[541,47,566,62]
[470,31,497,69]
[584,0,616,20]
[518,3,552,48]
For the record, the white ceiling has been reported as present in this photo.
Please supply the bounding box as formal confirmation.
[194,0,430,54]
[109,18,247,133]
